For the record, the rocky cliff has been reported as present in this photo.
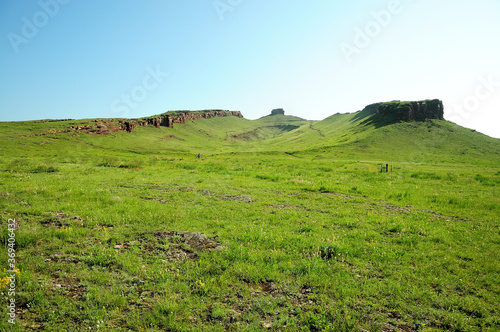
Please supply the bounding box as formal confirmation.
[42,110,245,136]
[271,108,285,116]
[141,110,243,129]
[363,99,444,122]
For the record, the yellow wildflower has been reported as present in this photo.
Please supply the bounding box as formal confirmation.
[0,277,10,289]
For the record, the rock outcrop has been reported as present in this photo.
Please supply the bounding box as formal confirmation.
[87,110,242,134]
[271,108,285,116]
[140,110,243,130]
[120,121,138,133]
[363,99,444,122]
[22,110,244,137]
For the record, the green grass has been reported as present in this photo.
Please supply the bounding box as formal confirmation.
[0,113,499,331]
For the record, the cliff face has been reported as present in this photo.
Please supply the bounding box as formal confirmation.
[271,108,285,116]
[363,99,444,122]
[140,110,243,129]
[52,110,244,135]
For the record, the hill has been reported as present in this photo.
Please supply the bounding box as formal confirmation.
[0,100,499,330]
[5,101,500,165]
[3,100,497,165]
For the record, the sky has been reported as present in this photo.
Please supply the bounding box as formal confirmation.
[1,0,499,138]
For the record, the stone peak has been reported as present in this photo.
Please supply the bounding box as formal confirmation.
[271,108,285,116]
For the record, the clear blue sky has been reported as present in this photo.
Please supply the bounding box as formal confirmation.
[1,0,499,138]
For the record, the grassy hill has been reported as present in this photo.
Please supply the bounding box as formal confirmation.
[0,108,499,331]
[2,108,498,165]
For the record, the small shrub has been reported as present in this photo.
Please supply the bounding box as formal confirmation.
[97,161,112,167]
[389,191,410,200]
[118,159,144,169]
[30,165,58,173]
[474,174,496,186]
[298,225,313,233]
[176,162,195,170]
[350,186,361,194]
[386,224,403,234]
[256,173,280,182]
[410,172,441,180]
[320,245,341,260]
[446,173,458,182]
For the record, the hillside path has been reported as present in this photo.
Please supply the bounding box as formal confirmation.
[309,122,324,136]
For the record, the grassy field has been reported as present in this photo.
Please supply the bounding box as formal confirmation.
[0,113,499,331]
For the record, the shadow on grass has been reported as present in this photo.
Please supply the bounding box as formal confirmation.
[349,104,397,129]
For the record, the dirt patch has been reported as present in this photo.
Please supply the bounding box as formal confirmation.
[420,210,466,222]
[44,252,80,264]
[267,204,299,209]
[49,275,86,301]
[421,209,441,215]
[384,205,411,213]
[286,179,312,185]
[223,195,253,203]
[141,196,168,204]
[197,190,218,196]
[229,280,315,328]
[114,231,224,262]
[40,211,83,228]
[322,192,354,198]
[155,231,223,251]
[231,128,260,140]
[161,135,185,141]
[247,281,279,296]
[140,184,250,203]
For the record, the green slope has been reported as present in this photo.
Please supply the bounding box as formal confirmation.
[1,111,499,330]
[1,111,499,167]
[295,116,500,166]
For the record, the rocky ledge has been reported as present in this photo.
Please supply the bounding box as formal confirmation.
[56,110,244,135]
[141,110,243,130]
[362,99,444,122]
